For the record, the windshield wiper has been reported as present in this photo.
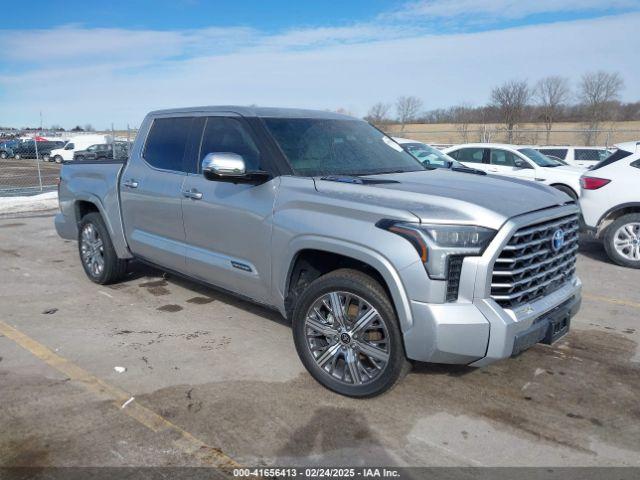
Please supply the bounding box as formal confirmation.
[451,166,487,175]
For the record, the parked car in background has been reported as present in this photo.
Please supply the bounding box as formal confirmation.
[444,143,583,199]
[580,141,640,268]
[392,137,463,169]
[11,139,65,160]
[55,106,581,397]
[73,142,128,161]
[0,140,20,159]
[49,134,112,163]
[535,146,614,168]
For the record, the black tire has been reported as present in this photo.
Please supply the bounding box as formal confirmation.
[75,155,84,161]
[603,213,640,269]
[78,212,127,284]
[54,155,63,163]
[0,151,7,159]
[552,184,578,201]
[14,153,21,160]
[42,154,50,162]
[292,268,410,398]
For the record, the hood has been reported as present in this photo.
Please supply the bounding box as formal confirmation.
[313,169,571,230]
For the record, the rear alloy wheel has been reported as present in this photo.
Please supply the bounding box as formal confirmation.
[0,152,7,159]
[292,269,409,397]
[78,212,127,284]
[604,214,640,269]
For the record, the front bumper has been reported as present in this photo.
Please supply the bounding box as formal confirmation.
[470,275,581,366]
[404,277,582,367]
[404,276,582,365]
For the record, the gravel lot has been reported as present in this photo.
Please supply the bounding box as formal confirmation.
[0,159,60,195]
[0,214,639,468]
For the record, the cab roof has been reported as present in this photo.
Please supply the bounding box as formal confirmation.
[147,106,359,121]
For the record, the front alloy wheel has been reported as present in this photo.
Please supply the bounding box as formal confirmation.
[293,269,409,397]
[304,291,390,386]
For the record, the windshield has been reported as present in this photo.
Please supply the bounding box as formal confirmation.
[263,118,426,176]
[518,148,561,167]
[400,142,461,169]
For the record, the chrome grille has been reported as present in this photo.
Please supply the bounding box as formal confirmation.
[491,213,579,309]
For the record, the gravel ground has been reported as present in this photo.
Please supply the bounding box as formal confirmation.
[0,215,638,469]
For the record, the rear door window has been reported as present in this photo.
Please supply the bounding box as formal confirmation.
[454,147,485,163]
[143,117,193,172]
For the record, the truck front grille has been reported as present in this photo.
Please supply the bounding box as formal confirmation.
[491,213,579,309]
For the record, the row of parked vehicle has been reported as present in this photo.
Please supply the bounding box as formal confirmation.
[0,135,128,163]
[393,137,639,268]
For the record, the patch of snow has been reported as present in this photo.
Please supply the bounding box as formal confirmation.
[0,191,58,214]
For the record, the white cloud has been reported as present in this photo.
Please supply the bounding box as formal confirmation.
[0,13,639,128]
[390,0,639,20]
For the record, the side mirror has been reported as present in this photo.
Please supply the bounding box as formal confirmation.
[202,152,246,179]
[201,152,270,183]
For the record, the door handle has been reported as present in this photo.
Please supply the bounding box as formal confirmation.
[488,168,498,172]
[123,179,138,188]
[182,189,203,200]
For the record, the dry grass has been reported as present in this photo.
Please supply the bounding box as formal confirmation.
[383,120,640,146]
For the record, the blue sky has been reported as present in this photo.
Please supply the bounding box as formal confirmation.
[1,0,640,128]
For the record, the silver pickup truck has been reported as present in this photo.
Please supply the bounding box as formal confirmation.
[55,106,582,397]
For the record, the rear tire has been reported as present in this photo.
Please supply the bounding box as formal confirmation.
[0,152,7,159]
[14,153,21,160]
[42,154,50,162]
[603,214,640,269]
[78,212,127,284]
[292,268,410,398]
[552,184,578,201]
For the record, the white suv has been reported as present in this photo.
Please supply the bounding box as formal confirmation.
[535,146,614,168]
[580,141,640,268]
[444,143,583,199]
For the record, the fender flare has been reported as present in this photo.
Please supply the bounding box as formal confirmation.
[73,193,132,259]
[281,235,414,332]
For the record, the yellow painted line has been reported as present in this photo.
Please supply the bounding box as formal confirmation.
[0,320,241,471]
[583,293,640,310]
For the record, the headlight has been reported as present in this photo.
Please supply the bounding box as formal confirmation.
[380,222,496,279]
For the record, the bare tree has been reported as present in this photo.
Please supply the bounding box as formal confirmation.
[535,76,570,145]
[450,104,474,143]
[396,96,423,131]
[579,71,624,145]
[83,123,95,132]
[366,102,392,124]
[490,80,531,143]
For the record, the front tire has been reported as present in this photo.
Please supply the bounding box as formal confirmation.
[292,268,409,398]
[603,214,640,269]
[78,212,127,284]
[14,153,21,160]
[54,155,63,163]
[0,151,7,159]
[42,154,50,162]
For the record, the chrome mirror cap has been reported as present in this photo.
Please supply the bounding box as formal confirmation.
[201,152,246,177]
